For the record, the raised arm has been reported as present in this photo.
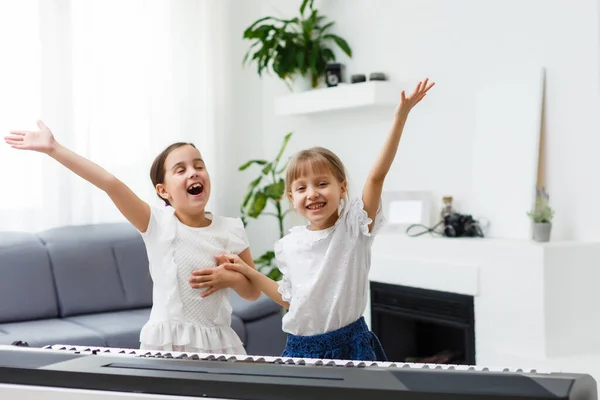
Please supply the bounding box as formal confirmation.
[4,120,151,232]
[362,79,435,231]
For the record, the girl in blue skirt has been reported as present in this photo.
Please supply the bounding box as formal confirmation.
[210,78,434,361]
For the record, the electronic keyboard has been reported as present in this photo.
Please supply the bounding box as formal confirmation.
[0,344,596,400]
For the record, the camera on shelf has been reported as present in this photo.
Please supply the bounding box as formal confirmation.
[443,213,483,238]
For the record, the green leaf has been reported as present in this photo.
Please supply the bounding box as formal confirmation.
[243,17,281,38]
[299,0,312,16]
[241,190,254,209]
[264,179,285,200]
[262,163,273,175]
[273,132,293,169]
[247,191,267,218]
[254,251,275,265]
[266,268,283,281]
[324,34,352,57]
[242,176,263,209]
[319,21,335,33]
[239,159,268,171]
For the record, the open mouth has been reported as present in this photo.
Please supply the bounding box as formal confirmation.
[187,183,204,196]
[306,202,326,210]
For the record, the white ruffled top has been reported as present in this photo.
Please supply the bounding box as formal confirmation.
[138,205,249,354]
[275,197,385,336]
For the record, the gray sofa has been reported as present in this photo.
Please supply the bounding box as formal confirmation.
[0,222,287,356]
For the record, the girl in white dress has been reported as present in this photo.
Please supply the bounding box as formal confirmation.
[216,78,435,361]
[4,125,260,354]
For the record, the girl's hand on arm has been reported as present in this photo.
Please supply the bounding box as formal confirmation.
[221,249,261,300]
[5,121,151,232]
[220,254,289,309]
[189,264,245,298]
[362,79,435,231]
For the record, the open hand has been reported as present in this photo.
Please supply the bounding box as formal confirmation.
[4,120,56,154]
[396,78,435,117]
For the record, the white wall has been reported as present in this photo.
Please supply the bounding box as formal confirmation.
[230,0,600,248]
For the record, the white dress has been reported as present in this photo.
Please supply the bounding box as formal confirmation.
[138,205,248,354]
[276,197,385,336]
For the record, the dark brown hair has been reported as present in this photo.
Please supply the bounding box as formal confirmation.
[150,142,196,206]
[285,147,348,204]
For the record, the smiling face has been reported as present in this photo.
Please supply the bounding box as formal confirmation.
[151,143,211,216]
[286,147,348,231]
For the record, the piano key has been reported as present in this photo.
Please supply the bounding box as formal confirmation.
[41,344,551,374]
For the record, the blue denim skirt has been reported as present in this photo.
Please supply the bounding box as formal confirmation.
[281,317,387,361]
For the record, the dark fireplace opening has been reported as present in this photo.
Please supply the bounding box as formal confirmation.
[370,281,475,365]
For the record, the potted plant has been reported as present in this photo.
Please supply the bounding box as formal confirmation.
[527,186,554,242]
[242,0,352,92]
[239,133,293,280]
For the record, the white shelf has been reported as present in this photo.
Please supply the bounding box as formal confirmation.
[274,81,400,116]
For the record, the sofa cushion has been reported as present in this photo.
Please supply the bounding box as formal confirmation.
[111,236,152,308]
[0,232,59,323]
[229,292,283,322]
[244,312,286,356]
[0,318,105,347]
[64,308,152,349]
[37,223,147,317]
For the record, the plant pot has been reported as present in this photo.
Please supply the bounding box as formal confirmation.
[532,222,552,242]
[290,73,313,92]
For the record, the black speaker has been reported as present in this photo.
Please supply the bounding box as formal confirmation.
[326,63,344,87]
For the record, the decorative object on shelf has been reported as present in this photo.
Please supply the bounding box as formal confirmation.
[351,74,366,83]
[241,0,352,92]
[527,186,554,242]
[369,72,387,81]
[239,132,293,281]
[405,195,486,238]
[441,196,454,220]
[325,63,344,87]
[381,191,433,233]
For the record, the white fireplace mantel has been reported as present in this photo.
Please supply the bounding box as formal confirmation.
[365,231,600,370]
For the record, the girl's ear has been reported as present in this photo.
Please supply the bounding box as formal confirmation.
[340,180,348,197]
[156,184,169,201]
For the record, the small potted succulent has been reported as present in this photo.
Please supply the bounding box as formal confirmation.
[527,186,554,242]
